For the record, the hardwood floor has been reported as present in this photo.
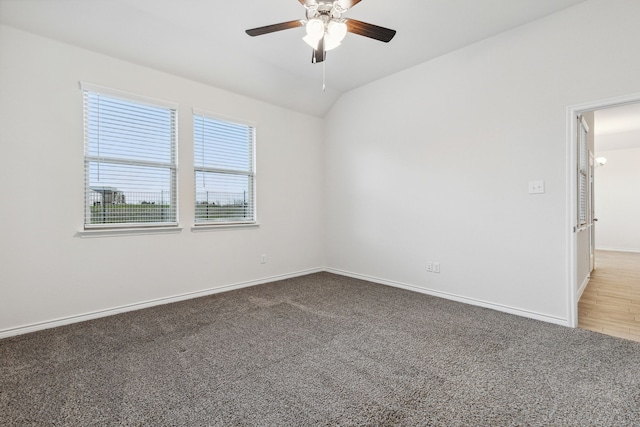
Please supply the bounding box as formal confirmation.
[578,250,640,342]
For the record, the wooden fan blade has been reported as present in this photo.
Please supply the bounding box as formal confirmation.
[345,19,396,42]
[337,0,363,9]
[298,0,318,6]
[246,20,304,37]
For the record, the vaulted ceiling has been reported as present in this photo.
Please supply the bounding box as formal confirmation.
[1,0,588,117]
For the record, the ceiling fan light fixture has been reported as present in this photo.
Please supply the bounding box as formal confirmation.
[324,20,347,51]
[327,20,347,42]
[303,18,325,49]
[323,36,341,51]
[303,34,320,49]
[305,18,324,40]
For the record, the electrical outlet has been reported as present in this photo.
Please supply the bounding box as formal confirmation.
[261,254,267,264]
[426,262,433,272]
[528,180,545,194]
[433,262,440,273]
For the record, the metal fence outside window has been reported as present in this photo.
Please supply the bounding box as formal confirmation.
[195,191,250,223]
[89,190,173,224]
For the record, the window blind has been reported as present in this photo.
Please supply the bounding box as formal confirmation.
[577,116,588,227]
[193,112,256,224]
[83,86,178,228]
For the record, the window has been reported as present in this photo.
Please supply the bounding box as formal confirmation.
[193,110,256,225]
[82,83,178,228]
[577,115,589,228]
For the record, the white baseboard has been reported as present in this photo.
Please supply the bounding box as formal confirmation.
[1,266,572,340]
[577,275,591,300]
[0,268,323,340]
[325,268,570,327]
[596,247,640,254]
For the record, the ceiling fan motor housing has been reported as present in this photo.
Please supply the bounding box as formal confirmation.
[305,1,345,25]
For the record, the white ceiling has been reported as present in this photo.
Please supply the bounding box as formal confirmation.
[595,103,640,136]
[0,0,587,117]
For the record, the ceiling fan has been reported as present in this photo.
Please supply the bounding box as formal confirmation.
[245,0,396,64]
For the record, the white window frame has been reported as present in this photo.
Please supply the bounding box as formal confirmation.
[192,108,257,227]
[81,82,179,230]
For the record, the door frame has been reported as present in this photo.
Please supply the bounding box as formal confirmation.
[566,92,640,327]
[589,151,595,272]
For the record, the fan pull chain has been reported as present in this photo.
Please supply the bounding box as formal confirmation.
[322,60,326,92]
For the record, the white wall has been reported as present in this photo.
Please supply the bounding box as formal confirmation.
[324,0,640,324]
[0,25,325,335]
[594,147,640,252]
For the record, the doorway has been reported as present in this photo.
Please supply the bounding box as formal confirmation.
[568,96,640,341]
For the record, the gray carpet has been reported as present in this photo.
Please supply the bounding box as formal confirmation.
[1,272,639,426]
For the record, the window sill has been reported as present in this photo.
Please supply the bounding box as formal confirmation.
[191,223,260,232]
[77,226,183,238]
